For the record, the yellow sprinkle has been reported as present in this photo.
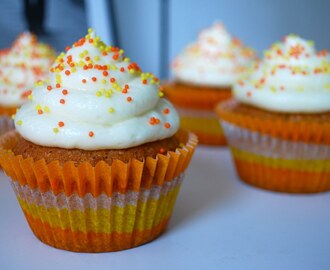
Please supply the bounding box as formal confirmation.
[129,69,135,75]
[108,107,115,113]
[79,61,85,67]
[28,94,33,100]
[96,91,102,97]
[71,67,77,73]
[53,128,59,133]
[119,49,124,55]
[101,79,106,84]
[325,83,330,89]
[124,57,130,63]
[11,114,16,120]
[158,91,164,97]
[94,55,100,61]
[79,53,84,58]
[16,120,23,126]
[44,106,50,113]
[83,50,88,55]
[35,104,42,110]
[150,80,155,85]
[88,28,93,33]
[270,86,276,93]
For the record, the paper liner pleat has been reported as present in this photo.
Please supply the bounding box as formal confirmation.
[217,99,330,145]
[163,82,232,110]
[0,116,14,136]
[179,110,226,145]
[12,175,183,252]
[221,120,330,193]
[0,130,197,252]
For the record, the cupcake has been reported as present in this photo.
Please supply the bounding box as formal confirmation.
[0,32,55,135]
[216,34,330,193]
[164,22,256,145]
[0,29,197,252]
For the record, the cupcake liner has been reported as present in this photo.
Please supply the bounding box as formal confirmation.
[163,82,231,145]
[178,108,226,145]
[0,106,17,117]
[164,82,232,110]
[0,130,197,252]
[0,115,14,136]
[217,99,330,145]
[221,120,330,193]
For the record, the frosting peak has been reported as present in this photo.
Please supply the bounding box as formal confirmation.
[15,29,180,150]
[234,35,330,113]
[0,32,56,106]
[172,22,256,87]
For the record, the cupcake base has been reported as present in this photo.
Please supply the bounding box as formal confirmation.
[217,99,330,193]
[0,130,197,252]
[164,82,231,145]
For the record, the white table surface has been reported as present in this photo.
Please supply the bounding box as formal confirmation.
[0,146,329,270]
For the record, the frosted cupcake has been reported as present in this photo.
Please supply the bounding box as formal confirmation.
[216,35,330,193]
[164,22,256,145]
[0,29,197,252]
[0,32,55,135]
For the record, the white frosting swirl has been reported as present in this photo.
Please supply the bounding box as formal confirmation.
[172,22,256,87]
[0,32,55,106]
[15,30,180,150]
[234,35,330,113]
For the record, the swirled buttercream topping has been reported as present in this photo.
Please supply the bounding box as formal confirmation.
[234,35,330,113]
[0,32,56,106]
[15,29,180,150]
[172,22,256,87]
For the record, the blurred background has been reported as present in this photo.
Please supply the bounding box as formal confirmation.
[1,0,330,79]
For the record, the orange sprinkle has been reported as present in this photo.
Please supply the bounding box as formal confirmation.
[83,65,88,70]
[82,79,87,83]
[103,71,108,76]
[88,63,93,69]
[127,96,132,102]
[37,109,43,115]
[65,70,71,76]
[47,85,52,91]
[247,91,252,97]
[112,54,119,60]
[92,77,97,82]
[85,56,90,61]
[120,67,125,72]
[142,79,147,85]
[60,99,65,104]
[110,77,116,83]
[164,122,171,129]
[65,46,70,51]
[149,117,156,125]
[102,52,108,56]
[122,89,128,94]
[58,121,64,127]
[62,89,68,95]
[159,148,166,154]
[88,38,93,43]
[163,108,170,114]
[56,83,61,88]
[89,131,94,137]
[69,62,75,67]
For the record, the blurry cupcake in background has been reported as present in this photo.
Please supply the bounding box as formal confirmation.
[216,34,330,193]
[0,32,55,135]
[164,22,256,145]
